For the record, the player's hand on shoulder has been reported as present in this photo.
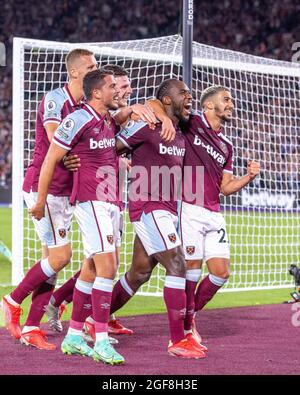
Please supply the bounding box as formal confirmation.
[130,103,157,128]
[247,160,260,180]
[63,154,81,172]
[29,203,45,221]
[160,117,176,142]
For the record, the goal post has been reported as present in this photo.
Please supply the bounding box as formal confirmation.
[12,37,25,285]
[12,35,300,294]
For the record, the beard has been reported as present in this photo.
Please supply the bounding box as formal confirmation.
[174,105,190,123]
[214,105,232,123]
[107,101,119,111]
[220,114,231,123]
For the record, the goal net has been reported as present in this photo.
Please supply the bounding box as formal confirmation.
[12,35,300,294]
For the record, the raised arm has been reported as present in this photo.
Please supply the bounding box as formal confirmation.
[147,99,175,142]
[113,103,157,126]
[221,160,260,196]
[29,143,68,220]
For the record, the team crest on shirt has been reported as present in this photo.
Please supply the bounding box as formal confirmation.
[168,233,177,243]
[46,100,56,111]
[62,118,75,132]
[58,228,66,238]
[186,246,195,255]
[107,235,114,245]
[219,141,228,155]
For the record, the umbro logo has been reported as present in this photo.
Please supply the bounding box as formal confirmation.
[100,303,110,310]
[179,308,186,317]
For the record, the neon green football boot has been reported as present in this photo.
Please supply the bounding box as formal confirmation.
[93,338,125,365]
[61,334,94,357]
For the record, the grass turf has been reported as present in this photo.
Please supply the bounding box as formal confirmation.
[0,207,297,326]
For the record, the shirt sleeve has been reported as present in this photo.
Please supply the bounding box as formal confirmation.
[117,119,148,150]
[53,110,92,150]
[43,90,65,125]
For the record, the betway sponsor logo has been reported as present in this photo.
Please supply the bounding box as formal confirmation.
[241,190,296,210]
[193,135,225,165]
[159,143,185,156]
[90,137,115,149]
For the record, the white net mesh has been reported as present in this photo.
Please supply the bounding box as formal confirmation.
[13,35,300,293]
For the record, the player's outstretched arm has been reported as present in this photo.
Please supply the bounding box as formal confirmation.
[221,160,260,196]
[147,99,176,142]
[29,143,68,220]
[113,103,157,127]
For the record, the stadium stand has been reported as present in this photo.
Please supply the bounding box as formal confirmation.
[0,0,299,189]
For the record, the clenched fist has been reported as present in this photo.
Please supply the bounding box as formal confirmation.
[247,161,260,180]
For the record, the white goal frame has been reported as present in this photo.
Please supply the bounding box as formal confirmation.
[12,35,300,294]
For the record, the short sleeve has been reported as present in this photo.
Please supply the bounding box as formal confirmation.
[117,119,148,149]
[43,90,65,125]
[53,110,92,150]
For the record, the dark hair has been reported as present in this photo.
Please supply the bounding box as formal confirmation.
[83,68,114,101]
[65,48,94,69]
[200,85,229,108]
[103,64,128,77]
[156,78,180,101]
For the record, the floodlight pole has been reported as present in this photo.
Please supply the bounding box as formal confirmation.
[182,0,193,89]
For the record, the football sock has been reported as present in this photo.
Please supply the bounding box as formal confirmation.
[25,274,57,326]
[10,258,56,305]
[164,275,186,344]
[110,273,135,315]
[92,277,113,336]
[184,269,202,331]
[69,279,93,332]
[195,274,227,311]
[51,270,80,307]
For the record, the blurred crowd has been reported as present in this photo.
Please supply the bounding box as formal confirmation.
[0,0,299,191]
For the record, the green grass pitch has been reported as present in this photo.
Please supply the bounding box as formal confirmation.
[0,207,297,326]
